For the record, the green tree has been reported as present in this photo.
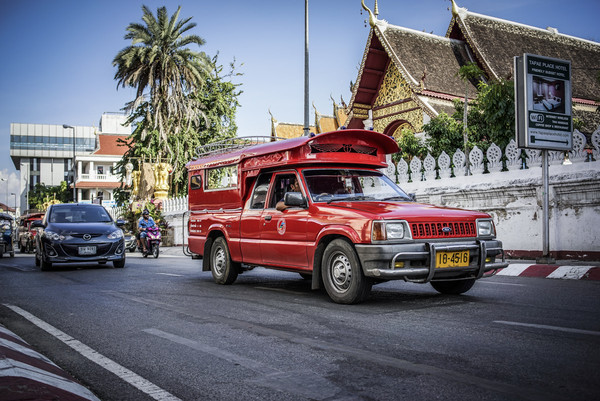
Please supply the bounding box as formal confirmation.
[392,128,428,164]
[115,56,243,198]
[423,112,464,157]
[28,182,72,211]
[112,5,212,149]
[468,79,515,149]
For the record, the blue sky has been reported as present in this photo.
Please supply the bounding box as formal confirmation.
[1,0,599,203]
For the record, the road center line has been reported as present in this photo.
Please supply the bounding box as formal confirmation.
[493,320,600,336]
[3,304,182,401]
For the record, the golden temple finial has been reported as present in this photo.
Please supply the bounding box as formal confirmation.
[361,0,377,28]
[374,0,379,17]
[451,0,459,17]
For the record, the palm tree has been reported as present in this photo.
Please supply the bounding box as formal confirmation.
[113,5,212,145]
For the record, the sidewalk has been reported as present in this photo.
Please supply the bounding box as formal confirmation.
[498,260,600,281]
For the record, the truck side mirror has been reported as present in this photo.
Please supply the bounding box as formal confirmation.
[409,193,417,202]
[284,192,307,208]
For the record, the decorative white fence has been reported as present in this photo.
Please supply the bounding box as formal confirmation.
[386,130,598,183]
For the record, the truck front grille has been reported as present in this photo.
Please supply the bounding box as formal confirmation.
[410,221,476,239]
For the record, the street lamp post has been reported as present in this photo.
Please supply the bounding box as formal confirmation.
[63,124,76,202]
[0,178,7,208]
[10,193,16,216]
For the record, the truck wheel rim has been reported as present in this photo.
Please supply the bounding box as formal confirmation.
[213,246,226,276]
[330,252,351,291]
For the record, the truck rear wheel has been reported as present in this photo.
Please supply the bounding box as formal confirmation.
[322,239,372,304]
[430,278,476,295]
[210,237,239,285]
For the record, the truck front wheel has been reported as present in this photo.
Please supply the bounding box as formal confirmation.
[322,239,372,304]
[210,237,239,285]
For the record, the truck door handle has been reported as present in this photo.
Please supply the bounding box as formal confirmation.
[264,215,272,221]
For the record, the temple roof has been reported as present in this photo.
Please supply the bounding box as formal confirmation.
[381,26,477,98]
[447,2,600,101]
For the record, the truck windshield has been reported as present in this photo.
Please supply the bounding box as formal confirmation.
[303,169,412,203]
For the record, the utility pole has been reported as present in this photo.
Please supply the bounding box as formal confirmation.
[303,0,310,137]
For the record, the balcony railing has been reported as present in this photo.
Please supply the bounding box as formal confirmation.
[78,173,120,182]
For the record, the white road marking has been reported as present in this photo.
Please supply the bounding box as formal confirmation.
[493,320,600,336]
[3,304,182,401]
[156,273,184,277]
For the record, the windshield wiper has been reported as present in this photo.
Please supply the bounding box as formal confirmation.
[380,196,411,202]
[327,195,373,204]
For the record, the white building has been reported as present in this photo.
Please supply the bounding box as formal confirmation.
[10,113,131,210]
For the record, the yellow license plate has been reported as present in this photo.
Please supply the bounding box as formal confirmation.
[436,251,469,268]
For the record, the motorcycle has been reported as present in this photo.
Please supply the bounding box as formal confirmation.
[139,226,161,258]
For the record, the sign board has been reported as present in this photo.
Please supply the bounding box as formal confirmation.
[515,54,572,151]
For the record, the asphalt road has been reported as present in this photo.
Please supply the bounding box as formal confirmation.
[1,250,599,401]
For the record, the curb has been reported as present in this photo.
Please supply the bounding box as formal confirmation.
[497,263,600,281]
[0,324,100,401]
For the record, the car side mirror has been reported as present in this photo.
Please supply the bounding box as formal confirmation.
[409,193,417,202]
[31,220,44,228]
[284,192,307,208]
[116,219,126,227]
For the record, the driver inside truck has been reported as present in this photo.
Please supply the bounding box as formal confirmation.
[276,177,301,211]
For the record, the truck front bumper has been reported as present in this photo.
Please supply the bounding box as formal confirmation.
[355,240,508,283]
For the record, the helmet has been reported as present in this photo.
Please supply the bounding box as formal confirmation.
[142,209,150,216]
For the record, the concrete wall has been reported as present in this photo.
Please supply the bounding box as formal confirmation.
[400,161,600,260]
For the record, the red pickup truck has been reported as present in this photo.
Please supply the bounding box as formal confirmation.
[186,129,507,304]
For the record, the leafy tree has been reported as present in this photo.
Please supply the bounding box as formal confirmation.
[115,56,243,198]
[468,79,515,149]
[112,5,212,150]
[28,182,72,211]
[423,112,463,157]
[392,128,428,164]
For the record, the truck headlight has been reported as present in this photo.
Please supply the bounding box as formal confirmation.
[372,221,411,242]
[477,219,495,237]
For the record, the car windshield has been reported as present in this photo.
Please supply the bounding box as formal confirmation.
[49,206,112,223]
[303,169,412,203]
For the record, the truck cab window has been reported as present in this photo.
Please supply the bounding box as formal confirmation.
[250,173,272,209]
[269,173,299,209]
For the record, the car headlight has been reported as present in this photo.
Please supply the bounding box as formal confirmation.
[476,219,495,237]
[372,221,411,242]
[107,229,124,240]
[44,230,65,241]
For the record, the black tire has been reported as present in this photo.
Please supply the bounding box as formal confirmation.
[19,243,25,253]
[113,258,126,268]
[322,239,372,304]
[35,251,40,267]
[152,244,159,258]
[210,237,239,285]
[431,278,476,295]
[40,257,52,271]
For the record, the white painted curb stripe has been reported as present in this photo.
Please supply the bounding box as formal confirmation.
[494,320,600,336]
[496,264,532,276]
[0,358,100,400]
[546,266,593,280]
[3,304,182,401]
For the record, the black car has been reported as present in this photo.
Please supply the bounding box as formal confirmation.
[33,203,126,270]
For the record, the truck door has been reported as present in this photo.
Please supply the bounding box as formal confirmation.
[240,173,272,266]
[260,172,309,269]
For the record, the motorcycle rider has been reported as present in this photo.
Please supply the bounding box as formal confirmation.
[137,209,156,254]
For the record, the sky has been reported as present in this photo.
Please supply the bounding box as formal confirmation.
[1,0,599,206]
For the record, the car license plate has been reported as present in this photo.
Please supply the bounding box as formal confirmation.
[436,251,469,268]
[78,246,96,255]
